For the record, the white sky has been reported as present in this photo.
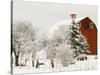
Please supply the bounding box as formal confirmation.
[13,1,97,35]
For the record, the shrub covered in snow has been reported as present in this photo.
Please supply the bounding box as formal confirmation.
[56,44,75,67]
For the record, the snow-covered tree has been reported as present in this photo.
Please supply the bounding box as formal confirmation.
[46,39,57,68]
[12,21,36,66]
[68,14,89,57]
[46,24,74,67]
[55,43,75,67]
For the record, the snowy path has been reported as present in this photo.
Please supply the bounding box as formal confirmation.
[13,56,97,74]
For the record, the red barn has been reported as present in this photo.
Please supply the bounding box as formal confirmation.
[79,17,97,55]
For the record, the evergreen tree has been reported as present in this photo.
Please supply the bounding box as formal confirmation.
[68,14,89,57]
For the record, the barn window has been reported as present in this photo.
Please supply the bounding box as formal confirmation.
[90,23,94,29]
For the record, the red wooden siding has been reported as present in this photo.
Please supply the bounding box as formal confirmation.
[79,17,97,55]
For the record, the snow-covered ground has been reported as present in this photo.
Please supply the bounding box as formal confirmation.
[12,55,97,75]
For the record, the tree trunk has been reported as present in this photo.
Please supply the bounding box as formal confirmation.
[11,51,13,64]
[51,59,54,68]
[36,60,39,68]
[32,60,34,67]
[12,47,19,66]
[15,55,19,66]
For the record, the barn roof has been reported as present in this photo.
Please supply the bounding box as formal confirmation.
[76,17,96,25]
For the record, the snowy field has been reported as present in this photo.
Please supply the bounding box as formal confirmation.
[12,55,97,75]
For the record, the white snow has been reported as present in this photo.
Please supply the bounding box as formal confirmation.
[48,20,70,39]
[47,17,87,38]
[13,55,97,74]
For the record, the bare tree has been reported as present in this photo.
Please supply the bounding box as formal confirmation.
[34,34,48,68]
[46,39,56,68]
[12,21,36,66]
[46,24,75,67]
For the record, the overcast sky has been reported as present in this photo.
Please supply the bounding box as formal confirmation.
[13,1,97,35]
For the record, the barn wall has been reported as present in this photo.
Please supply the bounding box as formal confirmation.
[80,18,97,55]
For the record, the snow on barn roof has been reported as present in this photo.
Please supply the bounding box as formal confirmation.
[76,17,96,26]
